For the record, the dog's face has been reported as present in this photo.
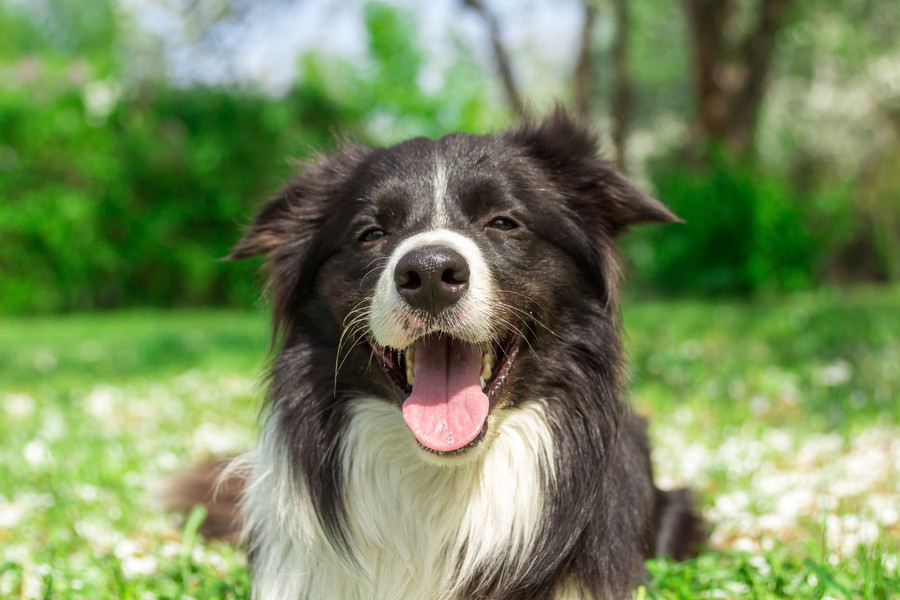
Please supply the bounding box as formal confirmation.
[231,112,679,458]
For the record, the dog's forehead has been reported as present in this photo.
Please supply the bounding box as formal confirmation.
[361,134,522,227]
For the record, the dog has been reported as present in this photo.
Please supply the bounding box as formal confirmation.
[168,110,703,599]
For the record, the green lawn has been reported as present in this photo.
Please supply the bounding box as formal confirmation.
[1,288,898,599]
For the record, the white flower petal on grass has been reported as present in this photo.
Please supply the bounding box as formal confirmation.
[732,537,760,553]
[3,393,35,419]
[120,554,158,579]
[883,553,898,573]
[191,422,249,456]
[0,499,27,529]
[160,541,180,559]
[114,539,159,579]
[869,494,899,526]
[83,385,120,421]
[775,488,818,519]
[796,433,844,467]
[226,374,255,394]
[813,359,853,387]
[113,539,139,559]
[157,452,180,470]
[748,555,772,577]
[72,484,100,502]
[174,369,204,394]
[825,513,885,556]
[21,568,45,600]
[754,471,795,497]
[762,428,793,453]
[0,571,14,597]
[653,404,899,556]
[74,518,122,552]
[2,543,27,564]
[38,409,67,441]
[23,439,50,467]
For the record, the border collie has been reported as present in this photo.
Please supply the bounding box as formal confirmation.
[173,110,703,599]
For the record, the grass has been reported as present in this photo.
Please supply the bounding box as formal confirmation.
[1,288,898,599]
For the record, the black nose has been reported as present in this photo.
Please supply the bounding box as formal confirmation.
[394,245,470,315]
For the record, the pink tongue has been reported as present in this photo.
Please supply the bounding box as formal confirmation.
[401,336,489,452]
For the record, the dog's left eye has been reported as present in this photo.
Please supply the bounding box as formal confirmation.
[487,217,518,231]
[359,228,386,242]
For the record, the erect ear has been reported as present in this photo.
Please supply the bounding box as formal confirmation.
[508,107,682,236]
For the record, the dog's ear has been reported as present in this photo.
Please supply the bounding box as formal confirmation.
[226,194,293,261]
[508,108,682,236]
[227,144,371,329]
[227,143,371,263]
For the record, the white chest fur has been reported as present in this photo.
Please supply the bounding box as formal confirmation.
[243,398,556,600]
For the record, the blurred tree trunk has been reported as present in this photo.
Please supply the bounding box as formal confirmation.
[467,0,636,170]
[462,0,526,118]
[573,1,597,119]
[573,0,631,171]
[683,0,792,154]
[610,0,630,171]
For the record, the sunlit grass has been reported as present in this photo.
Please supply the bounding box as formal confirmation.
[1,288,898,598]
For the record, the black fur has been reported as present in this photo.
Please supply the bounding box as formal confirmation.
[227,110,703,598]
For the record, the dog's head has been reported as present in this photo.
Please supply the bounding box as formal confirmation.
[231,110,679,458]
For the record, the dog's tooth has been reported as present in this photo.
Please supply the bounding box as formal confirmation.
[480,375,486,390]
[480,361,492,382]
[482,346,494,368]
[405,348,415,385]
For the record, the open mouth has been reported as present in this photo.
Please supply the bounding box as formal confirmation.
[372,330,523,455]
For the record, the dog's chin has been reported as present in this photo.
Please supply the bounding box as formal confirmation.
[370,327,525,461]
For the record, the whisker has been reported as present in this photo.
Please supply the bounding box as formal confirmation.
[334,299,373,395]
[360,257,391,288]
[491,289,561,340]
[494,316,540,358]
[342,301,371,327]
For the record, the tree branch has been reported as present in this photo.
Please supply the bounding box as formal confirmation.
[462,0,526,118]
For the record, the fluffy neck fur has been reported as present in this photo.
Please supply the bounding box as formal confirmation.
[243,398,559,600]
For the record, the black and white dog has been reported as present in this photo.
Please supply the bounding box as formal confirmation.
[192,111,702,599]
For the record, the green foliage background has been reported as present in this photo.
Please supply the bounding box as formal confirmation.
[0,0,898,313]
[0,2,503,313]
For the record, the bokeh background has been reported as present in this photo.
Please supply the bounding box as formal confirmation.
[2,0,898,312]
[1,1,898,598]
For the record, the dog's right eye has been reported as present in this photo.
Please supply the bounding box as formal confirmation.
[487,217,518,231]
[359,228,386,243]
